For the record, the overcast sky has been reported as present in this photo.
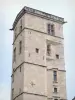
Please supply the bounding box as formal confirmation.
[0,0,75,100]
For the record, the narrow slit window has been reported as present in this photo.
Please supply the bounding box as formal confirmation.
[19,41,22,54]
[47,44,51,56]
[13,48,16,62]
[53,71,57,82]
[19,19,22,32]
[54,88,57,93]
[36,48,39,53]
[56,54,59,59]
[47,24,51,35]
[51,24,55,36]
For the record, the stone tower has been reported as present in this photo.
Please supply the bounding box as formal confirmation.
[11,6,67,100]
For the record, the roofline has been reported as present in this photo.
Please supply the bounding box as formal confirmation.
[12,6,66,30]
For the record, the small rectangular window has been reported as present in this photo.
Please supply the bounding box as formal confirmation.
[19,19,22,32]
[36,48,39,53]
[54,88,57,93]
[13,48,16,62]
[53,71,57,82]
[19,41,22,54]
[47,23,55,36]
[20,26,22,32]
[56,54,59,59]
[47,44,51,56]
[51,24,55,36]
[47,24,51,35]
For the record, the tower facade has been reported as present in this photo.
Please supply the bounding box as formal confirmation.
[11,6,67,100]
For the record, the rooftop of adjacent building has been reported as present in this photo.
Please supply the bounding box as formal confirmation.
[12,6,67,30]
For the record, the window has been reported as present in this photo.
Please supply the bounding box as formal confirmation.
[13,48,16,62]
[12,88,14,100]
[19,19,22,32]
[47,44,51,56]
[51,24,55,35]
[47,24,51,35]
[56,54,59,59]
[47,23,55,36]
[36,48,39,53]
[54,88,57,93]
[19,41,22,54]
[53,71,57,82]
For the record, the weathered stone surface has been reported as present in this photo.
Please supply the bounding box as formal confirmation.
[11,6,67,100]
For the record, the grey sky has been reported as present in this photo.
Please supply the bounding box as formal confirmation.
[0,0,75,100]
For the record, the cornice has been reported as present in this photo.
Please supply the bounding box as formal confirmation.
[12,6,66,30]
